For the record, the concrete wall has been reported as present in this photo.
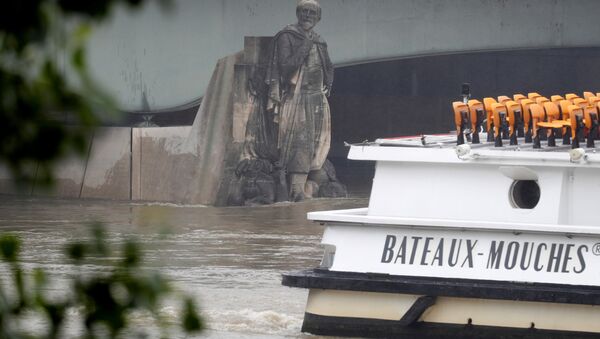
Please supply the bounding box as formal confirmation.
[0,128,131,200]
[85,0,600,111]
[81,128,132,200]
[131,126,193,202]
[0,48,247,205]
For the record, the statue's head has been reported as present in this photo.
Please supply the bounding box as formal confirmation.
[296,0,321,31]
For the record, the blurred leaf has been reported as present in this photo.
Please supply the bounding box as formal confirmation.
[66,242,86,261]
[33,268,46,287]
[0,0,168,188]
[0,234,20,262]
[123,240,140,267]
[1,225,204,338]
[0,1,199,337]
[73,23,91,43]
[90,222,108,255]
[71,46,86,72]
[182,298,203,333]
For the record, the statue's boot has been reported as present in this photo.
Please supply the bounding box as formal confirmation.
[290,173,308,202]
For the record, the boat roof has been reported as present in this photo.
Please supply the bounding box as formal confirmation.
[348,133,600,168]
[375,133,593,152]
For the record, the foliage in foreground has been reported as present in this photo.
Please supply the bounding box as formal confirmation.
[0,2,203,338]
[0,224,203,339]
[0,0,168,187]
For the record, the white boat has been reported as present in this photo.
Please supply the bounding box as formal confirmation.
[283,97,600,338]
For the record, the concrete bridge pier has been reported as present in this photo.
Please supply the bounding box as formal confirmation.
[0,38,272,206]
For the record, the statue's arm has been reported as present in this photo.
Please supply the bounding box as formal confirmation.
[325,45,333,88]
[319,41,334,96]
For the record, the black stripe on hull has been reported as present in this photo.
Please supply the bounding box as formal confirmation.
[302,312,600,339]
[282,269,600,305]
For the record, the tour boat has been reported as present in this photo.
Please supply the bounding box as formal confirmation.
[282,93,600,338]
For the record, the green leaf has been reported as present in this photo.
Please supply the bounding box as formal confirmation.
[33,268,47,287]
[90,222,108,255]
[66,242,86,261]
[71,46,86,72]
[0,234,20,262]
[181,298,203,333]
[122,240,140,267]
[73,23,92,43]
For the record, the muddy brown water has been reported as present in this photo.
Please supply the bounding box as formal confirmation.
[0,195,367,338]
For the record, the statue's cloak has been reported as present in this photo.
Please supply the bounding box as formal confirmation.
[260,24,333,174]
[265,24,333,112]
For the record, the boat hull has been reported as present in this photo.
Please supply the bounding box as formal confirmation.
[300,312,600,338]
[284,142,600,337]
[283,269,600,338]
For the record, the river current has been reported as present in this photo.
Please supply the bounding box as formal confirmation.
[0,195,367,338]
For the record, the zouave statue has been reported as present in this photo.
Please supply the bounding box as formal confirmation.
[232,0,344,205]
[266,0,334,201]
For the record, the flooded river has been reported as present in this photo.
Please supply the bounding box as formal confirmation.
[0,195,368,338]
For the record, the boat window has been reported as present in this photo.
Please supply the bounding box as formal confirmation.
[509,180,540,209]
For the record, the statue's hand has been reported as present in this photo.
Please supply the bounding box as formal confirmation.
[323,86,331,97]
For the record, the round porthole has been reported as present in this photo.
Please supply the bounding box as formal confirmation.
[509,180,540,209]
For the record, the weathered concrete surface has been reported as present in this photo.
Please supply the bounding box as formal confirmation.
[131,126,194,202]
[32,154,88,198]
[185,52,242,205]
[0,48,250,205]
[129,51,243,204]
[0,128,130,200]
[80,127,131,200]
[131,127,142,200]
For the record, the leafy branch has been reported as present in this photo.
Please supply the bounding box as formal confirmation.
[0,223,203,339]
[0,0,168,188]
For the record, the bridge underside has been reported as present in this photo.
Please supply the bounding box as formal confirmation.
[123,46,600,158]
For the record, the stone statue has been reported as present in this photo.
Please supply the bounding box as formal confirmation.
[265,0,334,201]
[229,0,345,205]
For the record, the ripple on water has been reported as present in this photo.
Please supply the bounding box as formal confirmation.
[0,196,368,338]
[203,308,302,336]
